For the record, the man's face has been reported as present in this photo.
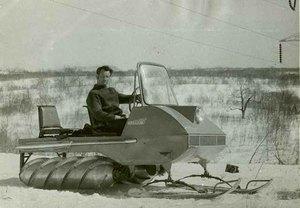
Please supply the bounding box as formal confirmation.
[97,70,111,85]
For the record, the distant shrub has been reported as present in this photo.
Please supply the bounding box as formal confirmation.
[249,89,299,164]
[0,120,16,152]
[0,89,34,115]
[32,77,49,89]
[63,67,78,75]
[6,83,24,91]
[255,90,300,116]
[277,73,300,86]
[0,122,8,152]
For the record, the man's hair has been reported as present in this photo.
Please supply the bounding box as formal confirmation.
[96,65,113,75]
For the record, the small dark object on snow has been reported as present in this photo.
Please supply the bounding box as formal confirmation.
[225,164,239,173]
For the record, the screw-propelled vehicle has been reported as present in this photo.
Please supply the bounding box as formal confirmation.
[16,62,271,199]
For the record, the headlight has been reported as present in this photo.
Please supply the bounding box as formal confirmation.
[194,107,204,124]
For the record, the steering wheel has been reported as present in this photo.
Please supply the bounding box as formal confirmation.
[129,87,142,112]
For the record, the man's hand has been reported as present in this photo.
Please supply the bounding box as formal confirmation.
[136,94,142,103]
[115,115,126,119]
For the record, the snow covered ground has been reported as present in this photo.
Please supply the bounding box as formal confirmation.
[0,153,299,208]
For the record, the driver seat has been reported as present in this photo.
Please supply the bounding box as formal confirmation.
[83,106,118,136]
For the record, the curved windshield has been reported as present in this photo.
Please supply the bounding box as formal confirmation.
[139,64,178,105]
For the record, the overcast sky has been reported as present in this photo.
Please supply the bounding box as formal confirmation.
[0,0,299,71]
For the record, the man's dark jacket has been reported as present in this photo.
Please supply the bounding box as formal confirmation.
[86,84,132,128]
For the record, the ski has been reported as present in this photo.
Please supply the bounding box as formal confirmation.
[166,178,272,195]
[205,179,272,194]
[126,178,241,200]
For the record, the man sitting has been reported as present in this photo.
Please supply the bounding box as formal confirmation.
[86,65,133,135]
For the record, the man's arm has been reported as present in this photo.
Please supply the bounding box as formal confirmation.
[119,93,142,104]
[118,93,133,104]
[87,91,115,122]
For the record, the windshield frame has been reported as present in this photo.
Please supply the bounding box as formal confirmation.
[136,62,178,106]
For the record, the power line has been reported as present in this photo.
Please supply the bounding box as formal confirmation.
[280,32,300,42]
[261,0,292,10]
[48,0,286,67]
[159,0,298,48]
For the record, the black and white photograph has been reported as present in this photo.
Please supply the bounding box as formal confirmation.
[0,0,299,207]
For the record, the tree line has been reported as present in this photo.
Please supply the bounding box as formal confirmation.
[0,67,298,82]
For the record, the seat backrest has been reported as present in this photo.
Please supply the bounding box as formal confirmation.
[83,105,96,127]
[38,105,62,131]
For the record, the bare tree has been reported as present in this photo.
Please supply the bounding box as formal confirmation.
[230,80,256,119]
[249,129,270,164]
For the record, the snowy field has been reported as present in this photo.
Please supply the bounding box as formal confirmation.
[1,74,299,165]
[0,153,299,208]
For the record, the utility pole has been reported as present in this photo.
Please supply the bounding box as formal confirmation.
[279,33,299,63]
